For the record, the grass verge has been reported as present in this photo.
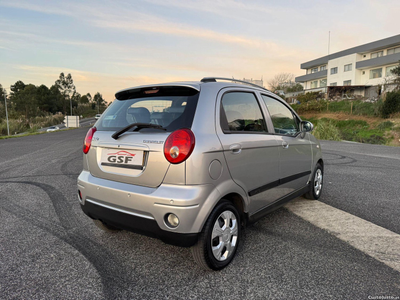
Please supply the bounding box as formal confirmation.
[0,127,77,140]
[302,114,398,145]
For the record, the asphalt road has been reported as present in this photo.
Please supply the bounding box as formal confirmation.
[0,128,399,299]
[319,140,400,235]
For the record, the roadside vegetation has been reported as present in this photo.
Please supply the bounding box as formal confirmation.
[301,115,399,145]
[290,61,400,146]
[293,93,400,146]
[0,72,107,136]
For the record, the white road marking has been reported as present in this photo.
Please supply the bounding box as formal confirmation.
[285,198,400,272]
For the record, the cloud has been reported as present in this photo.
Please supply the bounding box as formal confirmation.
[144,0,275,18]
[0,0,279,48]
[0,29,108,48]
[2,0,399,101]
[0,1,76,17]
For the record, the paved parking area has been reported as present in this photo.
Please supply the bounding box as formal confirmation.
[0,129,399,299]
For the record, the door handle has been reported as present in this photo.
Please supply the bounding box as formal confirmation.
[282,141,289,149]
[229,144,242,154]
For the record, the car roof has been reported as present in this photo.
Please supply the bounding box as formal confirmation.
[113,78,302,120]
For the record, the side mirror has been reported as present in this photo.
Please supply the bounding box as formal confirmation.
[300,121,314,132]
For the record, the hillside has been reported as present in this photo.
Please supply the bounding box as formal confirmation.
[300,111,400,147]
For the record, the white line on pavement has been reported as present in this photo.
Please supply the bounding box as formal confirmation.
[285,198,400,272]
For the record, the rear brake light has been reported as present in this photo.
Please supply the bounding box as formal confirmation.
[164,129,195,164]
[83,127,97,154]
[144,88,159,94]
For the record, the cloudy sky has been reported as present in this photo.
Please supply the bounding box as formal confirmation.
[0,0,399,101]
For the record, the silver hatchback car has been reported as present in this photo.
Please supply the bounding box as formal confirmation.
[77,77,323,270]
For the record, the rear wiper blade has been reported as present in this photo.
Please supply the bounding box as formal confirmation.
[112,123,166,140]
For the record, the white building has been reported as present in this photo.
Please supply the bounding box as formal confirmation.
[295,34,400,98]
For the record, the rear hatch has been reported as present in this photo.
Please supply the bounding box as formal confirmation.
[87,85,200,188]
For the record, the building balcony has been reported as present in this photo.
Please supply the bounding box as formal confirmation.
[356,52,400,69]
[295,70,327,83]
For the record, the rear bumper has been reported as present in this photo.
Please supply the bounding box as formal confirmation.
[81,200,199,247]
[77,171,218,245]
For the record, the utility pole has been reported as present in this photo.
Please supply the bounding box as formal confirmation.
[328,31,331,56]
[97,98,99,114]
[4,89,10,136]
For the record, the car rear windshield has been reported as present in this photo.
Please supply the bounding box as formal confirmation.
[96,86,199,132]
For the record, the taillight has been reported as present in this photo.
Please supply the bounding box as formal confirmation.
[164,128,195,164]
[83,127,97,154]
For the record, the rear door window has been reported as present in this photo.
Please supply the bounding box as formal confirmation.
[220,92,268,133]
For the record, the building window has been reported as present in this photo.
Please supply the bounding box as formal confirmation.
[331,67,338,75]
[371,51,383,59]
[370,68,382,79]
[386,66,397,76]
[311,67,318,73]
[343,80,351,86]
[320,65,327,71]
[310,80,318,89]
[330,82,337,86]
[320,79,327,87]
[387,47,400,55]
[344,64,352,72]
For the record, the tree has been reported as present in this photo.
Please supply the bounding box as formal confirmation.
[10,80,26,96]
[36,84,52,112]
[0,83,5,100]
[49,84,63,113]
[13,84,38,118]
[55,73,76,114]
[70,91,81,113]
[267,73,295,92]
[286,83,304,93]
[390,60,400,89]
[0,84,6,122]
[10,80,26,111]
[380,90,400,118]
[79,94,90,104]
[86,93,92,102]
[93,92,106,113]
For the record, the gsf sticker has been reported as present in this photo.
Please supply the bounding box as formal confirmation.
[107,151,136,164]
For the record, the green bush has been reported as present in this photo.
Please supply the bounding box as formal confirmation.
[380,91,400,118]
[292,100,328,113]
[312,119,341,141]
[296,91,323,103]
[335,119,369,129]
[353,101,376,116]
[0,119,28,135]
[292,100,378,117]
[377,121,394,130]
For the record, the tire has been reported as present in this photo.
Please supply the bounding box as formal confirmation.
[191,200,241,270]
[304,163,323,200]
[93,219,121,232]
